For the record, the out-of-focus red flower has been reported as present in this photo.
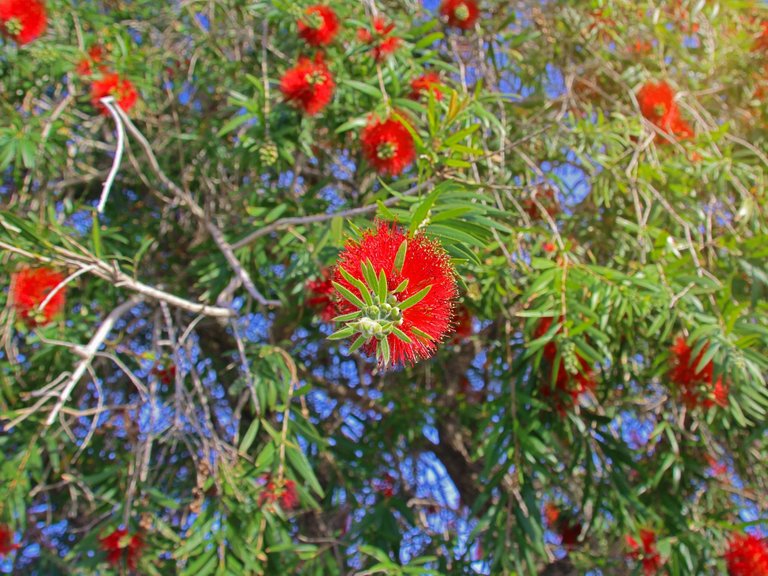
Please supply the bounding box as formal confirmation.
[100,529,144,570]
[724,532,768,576]
[373,473,396,498]
[259,476,299,510]
[358,17,400,61]
[669,337,729,410]
[630,39,653,54]
[410,72,443,101]
[636,81,694,141]
[626,529,663,576]
[754,21,768,52]
[297,5,339,47]
[280,54,335,115]
[544,503,582,549]
[0,0,46,45]
[307,269,337,322]
[522,185,560,221]
[373,35,400,61]
[11,267,66,328]
[76,44,105,76]
[91,73,139,114]
[361,116,415,176]
[0,525,19,557]
[333,222,458,366]
[451,304,473,342]
[151,363,176,385]
[706,455,728,478]
[533,317,596,411]
[542,242,556,253]
[439,0,479,30]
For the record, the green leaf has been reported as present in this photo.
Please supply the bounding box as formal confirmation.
[398,285,432,311]
[394,239,408,272]
[328,326,356,340]
[341,79,382,98]
[332,280,366,309]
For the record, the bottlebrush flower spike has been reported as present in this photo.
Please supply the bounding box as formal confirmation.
[99,529,144,570]
[669,336,729,410]
[76,44,105,76]
[626,529,663,576]
[532,317,595,411]
[544,503,582,549]
[636,81,693,141]
[358,17,400,61]
[11,267,66,327]
[439,0,480,30]
[307,269,337,322]
[297,5,339,47]
[725,532,768,576]
[280,54,335,115]
[331,222,458,367]
[259,476,299,510]
[410,72,443,101]
[361,116,415,176]
[451,304,473,342]
[0,525,19,557]
[0,0,46,45]
[91,73,139,114]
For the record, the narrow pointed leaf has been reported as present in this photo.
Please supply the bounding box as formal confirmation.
[398,285,432,311]
[332,281,366,309]
[394,240,408,272]
[328,326,357,340]
[392,327,413,343]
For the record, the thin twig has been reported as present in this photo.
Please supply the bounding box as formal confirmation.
[45,295,144,426]
[97,97,126,213]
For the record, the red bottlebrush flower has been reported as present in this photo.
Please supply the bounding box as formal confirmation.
[358,17,400,61]
[332,222,458,367]
[637,81,676,127]
[373,473,396,498]
[522,185,560,221]
[297,5,339,47]
[151,363,176,385]
[361,116,415,176]
[706,454,728,478]
[100,529,144,570]
[372,35,400,62]
[259,476,299,510]
[0,525,18,557]
[91,73,139,114]
[357,27,372,43]
[76,44,105,76]
[636,81,693,141]
[630,39,653,55]
[76,59,93,76]
[669,337,728,410]
[626,529,663,576]
[307,270,337,322]
[410,72,443,101]
[725,533,768,576]
[0,0,46,45]
[544,504,582,548]
[280,55,335,116]
[10,267,66,327]
[439,0,479,30]
[754,22,768,53]
[533,317,596,410]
